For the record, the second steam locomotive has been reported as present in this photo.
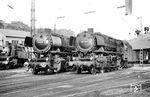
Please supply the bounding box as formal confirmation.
[69,28,132,74]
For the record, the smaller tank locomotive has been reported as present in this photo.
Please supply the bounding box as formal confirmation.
[25,30,75,74]
[0,43,28,69]
[69,29,132,74]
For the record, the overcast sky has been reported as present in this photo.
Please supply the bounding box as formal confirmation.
[0,0,150,40]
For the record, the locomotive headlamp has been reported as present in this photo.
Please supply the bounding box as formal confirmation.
[46,57,49,62]
[45,40,49,44]
[90,56,93,60]
[24,62,29,67]
[72,57,76,61]
[1,51,5,54]
[3,61,8,64]
[6,57,9,61]
[28,59,31,62]
[40,55,44,58]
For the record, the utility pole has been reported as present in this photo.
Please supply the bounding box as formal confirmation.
[31,0,35,37]
[30,0,35,60]
[54,16,65,33]
[84,11,96,29]
[137,16,143,34]
[84,11,96,14]
[117,0,132,15]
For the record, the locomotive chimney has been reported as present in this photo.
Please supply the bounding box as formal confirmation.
[87,28,94,33]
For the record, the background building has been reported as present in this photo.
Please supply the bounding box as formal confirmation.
[128,33,150,64]
[0,29,30,46]
[0,31,6,50]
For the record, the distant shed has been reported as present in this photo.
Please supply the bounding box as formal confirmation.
[128,33,150,64]
[0,29,31,45]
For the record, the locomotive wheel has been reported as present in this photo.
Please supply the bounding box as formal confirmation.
[61,61,67,72]
[71,65,77,71]
[100,69,105,73]
[54,61,62,73]
[5,65,11,70]
[32,69,38,75]
[12,59,18,67]
[90,66,96,74]
[17,59,22,67]
[32,66,38,75]
[76,67,82,74]
[45,68,50,74]
[63,62,69,72]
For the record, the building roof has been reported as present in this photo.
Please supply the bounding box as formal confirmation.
[128,33,150,50]
[0,29,31,38]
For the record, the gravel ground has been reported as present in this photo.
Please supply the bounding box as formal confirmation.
[0,67,27,80]
[1,66,150,97]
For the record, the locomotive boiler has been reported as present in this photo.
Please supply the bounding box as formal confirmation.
[25,30,75,74]
[69,29,130,74]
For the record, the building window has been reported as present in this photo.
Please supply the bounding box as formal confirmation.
[6,41,9,45]
[21,41,24,45]
[12,40,18,45]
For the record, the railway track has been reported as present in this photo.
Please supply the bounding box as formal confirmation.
[32,71,147,97]
[0,68,149,97]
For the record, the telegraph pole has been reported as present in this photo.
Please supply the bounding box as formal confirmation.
[30,0,35,60]
[117,0,132,15]
[31,0,35,37]
[137,16,143,33]
[54,16,65,33]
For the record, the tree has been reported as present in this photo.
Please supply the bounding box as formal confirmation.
[135,29,141,36]
[6,21,30,31]
[144,27,149,34]
[54,29,75,37]
[0,20,5,29]
[37,28,75,38]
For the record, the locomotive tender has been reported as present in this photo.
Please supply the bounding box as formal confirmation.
[24,30,75,74]
[69,28,131,74]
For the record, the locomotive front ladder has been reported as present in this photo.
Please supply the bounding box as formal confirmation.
[140,49,143,67]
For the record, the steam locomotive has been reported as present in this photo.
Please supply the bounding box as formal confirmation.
[0,43,28,69]
[24,30,75,74]
[69,28,132,74]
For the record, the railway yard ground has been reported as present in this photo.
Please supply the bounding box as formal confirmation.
[0,65,150,97]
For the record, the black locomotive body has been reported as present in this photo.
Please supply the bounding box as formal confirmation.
[69,30,132,74]
[25,30,75,74]
[0,44,28,69]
